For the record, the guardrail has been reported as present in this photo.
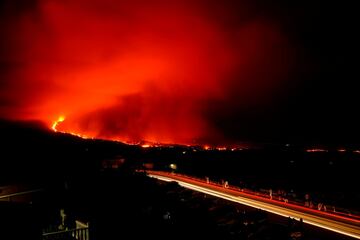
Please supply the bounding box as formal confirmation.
[42,227,89,240]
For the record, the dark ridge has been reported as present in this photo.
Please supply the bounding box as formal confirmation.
[0,119,132,185]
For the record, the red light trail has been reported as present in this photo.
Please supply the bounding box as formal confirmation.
[149,171,360,239]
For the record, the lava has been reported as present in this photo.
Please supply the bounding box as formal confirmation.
[52,116,65,132]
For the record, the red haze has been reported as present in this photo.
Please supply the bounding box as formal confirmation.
[0,0,293,145]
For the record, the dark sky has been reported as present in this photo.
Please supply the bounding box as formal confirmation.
[0,0,358,145]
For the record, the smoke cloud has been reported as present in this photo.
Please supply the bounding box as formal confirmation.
[0,0,293,144]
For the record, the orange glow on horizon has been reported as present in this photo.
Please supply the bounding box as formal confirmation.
[306,148,328,153]
[216,147,227,151]
[203,145,210,150]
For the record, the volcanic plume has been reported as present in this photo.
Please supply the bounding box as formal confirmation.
[0,0,294,145]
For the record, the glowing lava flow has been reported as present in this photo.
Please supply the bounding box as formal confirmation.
[49,120,247,149]
[51,116,65,132]
[51,116,93,139]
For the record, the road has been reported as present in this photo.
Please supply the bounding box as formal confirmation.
[147,171,360,239]
[0,185,42,202]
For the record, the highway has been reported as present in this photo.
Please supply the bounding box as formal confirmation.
[147,171,360,239]
[0,185,43,202]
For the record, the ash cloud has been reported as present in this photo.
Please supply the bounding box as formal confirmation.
[1,0,297,144]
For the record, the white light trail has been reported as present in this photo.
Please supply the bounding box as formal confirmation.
[149,174,360,239]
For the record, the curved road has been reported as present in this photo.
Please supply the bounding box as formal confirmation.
[147,171,360,239]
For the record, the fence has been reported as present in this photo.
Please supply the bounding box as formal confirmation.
[42,227,89,240]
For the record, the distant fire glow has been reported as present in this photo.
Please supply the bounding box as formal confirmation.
[203,145,211,150]
[306,148,328,153]
[0,0,294,145]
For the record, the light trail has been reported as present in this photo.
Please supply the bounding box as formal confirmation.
[0,189,43,200]
[148,173,360,239]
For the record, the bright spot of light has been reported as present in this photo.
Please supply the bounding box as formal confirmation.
[169,163,177,170]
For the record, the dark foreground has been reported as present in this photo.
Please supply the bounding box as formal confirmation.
[0,120,358,239]
[1,170,357,240]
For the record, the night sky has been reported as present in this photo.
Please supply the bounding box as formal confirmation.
[0,0,358,145]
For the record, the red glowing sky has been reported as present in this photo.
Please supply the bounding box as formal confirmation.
[1,0,297,144]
